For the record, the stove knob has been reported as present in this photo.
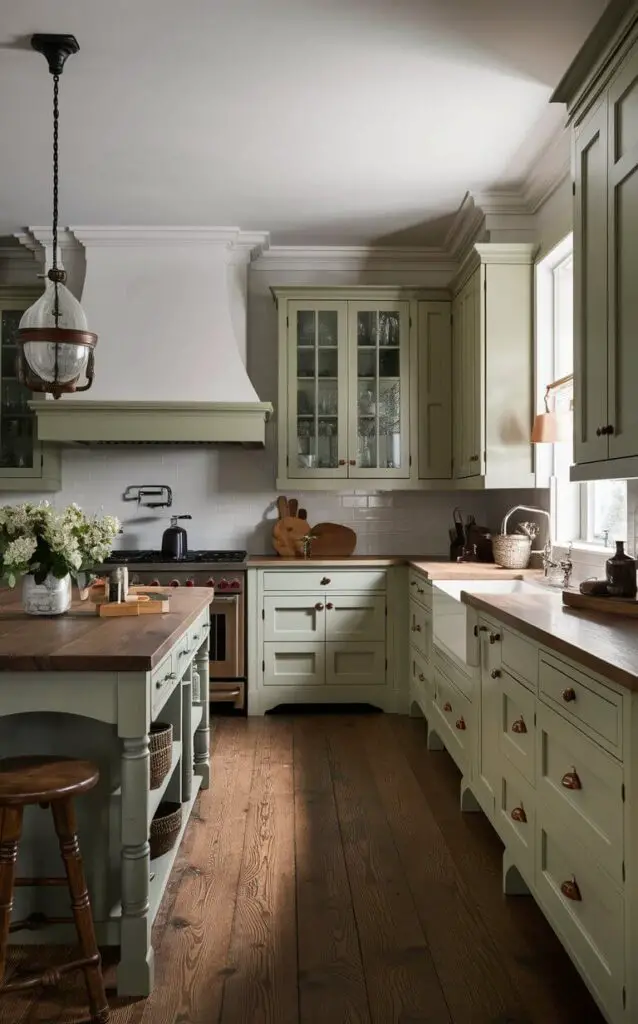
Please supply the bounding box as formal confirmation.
[169,579,180,588]
[217,578,229,591]
[206,578,216,588]
[185,579,195,587]
[229,577,241,590]
[150,578,160,587]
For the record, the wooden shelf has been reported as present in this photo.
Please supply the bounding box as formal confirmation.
[149,776,203,924]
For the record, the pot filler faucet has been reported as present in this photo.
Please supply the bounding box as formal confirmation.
[500,505,573,589]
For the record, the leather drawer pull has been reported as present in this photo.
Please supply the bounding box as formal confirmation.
[510,805,527,824]
[511,717,527,734]
[560,876,582,902]
[455,717,466,731]
[561,767,582,790]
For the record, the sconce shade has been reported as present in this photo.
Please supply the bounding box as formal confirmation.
[531,410,571,443]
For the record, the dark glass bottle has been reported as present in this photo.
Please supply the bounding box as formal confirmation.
[606,541,637,598]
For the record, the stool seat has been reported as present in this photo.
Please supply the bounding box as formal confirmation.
[0,756,99,806]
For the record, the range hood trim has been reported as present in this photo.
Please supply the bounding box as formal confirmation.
[30,400,273,447]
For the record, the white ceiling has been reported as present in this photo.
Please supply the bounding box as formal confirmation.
[0,0,609,245]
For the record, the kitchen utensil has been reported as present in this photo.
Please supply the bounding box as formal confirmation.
[306,523,357,558]
[288,498,299,517]
[298,508,308,520]
[563,590,638,618]
[492,534,532,569]
[449,507,466,561]
[161,515,191,560]
[276,496,289,520]
[272,515,310,558]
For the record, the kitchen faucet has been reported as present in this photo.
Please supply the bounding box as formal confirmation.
[500,505,573,588]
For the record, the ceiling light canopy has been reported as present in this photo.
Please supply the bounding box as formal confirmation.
[16,34,97,400]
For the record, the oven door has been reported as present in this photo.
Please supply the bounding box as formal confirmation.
[209,595,244,680]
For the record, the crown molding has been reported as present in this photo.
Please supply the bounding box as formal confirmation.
[251,244,456,273]
[443,192,486,261]
[61,226,270,251]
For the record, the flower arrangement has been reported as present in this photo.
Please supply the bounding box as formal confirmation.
[0,502,120,588]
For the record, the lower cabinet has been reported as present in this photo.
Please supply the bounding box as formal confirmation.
[431,660,471,775]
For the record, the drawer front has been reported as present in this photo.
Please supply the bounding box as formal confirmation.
[174,631,194,676]
[263,595,326,643]
[498,764,535,883]
[537,704,623,884]
[499,669,536,785]
[326,642,386,687]
[263,642,325,687]
[326,595,386,643]
[409,599,430,658]
[536,812,624,1020]
[410,649,431,716]
[502,628,538,692]
[189,615,208,656]
[432,668,471,772]
[408,571,431,608]
[151,651,177,718]
[539,652,622,756]
[262,570,386,592]
[433,645,473,702]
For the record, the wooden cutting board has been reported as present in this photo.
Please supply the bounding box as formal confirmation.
[563,590,638,618]
[307,523,357,558]
[272,516,310,558]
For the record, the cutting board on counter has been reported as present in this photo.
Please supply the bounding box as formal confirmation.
[307,523,357,558]
[563,591,638,618]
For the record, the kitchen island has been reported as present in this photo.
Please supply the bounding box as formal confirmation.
[0,587,213,998]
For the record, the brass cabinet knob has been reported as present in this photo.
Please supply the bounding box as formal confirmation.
[511,805,527,823]
[443,701,452,712]
[418,673,425,682]
[349,459,356,465]
[596,427,603,437]
[511,717,527,734]
[455,717,466,731]
[490,669,501,679]
[320,577,331,585]
[560,876,582,901]
[326,602,334,610]
[489,632,501,644]
[338,459,346,465]
[561,766,582,790]
[315,602,324,611]
[562,687,576,703]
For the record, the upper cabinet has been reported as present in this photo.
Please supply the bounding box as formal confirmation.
[554,6,638,480]
[273,288,453,490]
[451,244,537,489]
[0,289,60,493]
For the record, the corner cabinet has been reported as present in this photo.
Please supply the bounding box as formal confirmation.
[273,287,452,490]
[0,289,61,493]
[554,11,638,480]
[451,244,537,489]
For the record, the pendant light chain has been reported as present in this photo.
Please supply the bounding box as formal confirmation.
[52,72,60,327]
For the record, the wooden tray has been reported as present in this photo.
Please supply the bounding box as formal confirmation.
[563,590,638,618]
[307,523,357,558]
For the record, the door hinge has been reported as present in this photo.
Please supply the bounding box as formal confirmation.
[623,985,626,1010]
[409,454,412,467]
[572,181,576,197]
[40,451,45,470]
[622,860,626,882]
[534,711,537,726]
[286,455,290,467]
[385,606,388,617]
[286,315,289,327]
[385,658,388,669]
[262,659,265,672]
[262,609,265,620]
[409,316,412,329]
[622,782,626,802]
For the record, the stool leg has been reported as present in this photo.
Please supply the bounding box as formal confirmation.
[0,805,23,987]
[51,798,109,1024]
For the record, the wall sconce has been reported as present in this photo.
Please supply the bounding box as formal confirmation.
[531,373,574,443]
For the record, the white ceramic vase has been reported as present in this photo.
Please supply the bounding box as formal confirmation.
[22,573,72,616]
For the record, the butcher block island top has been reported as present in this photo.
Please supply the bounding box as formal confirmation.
[461,588,638,692]
[0,587,213,672]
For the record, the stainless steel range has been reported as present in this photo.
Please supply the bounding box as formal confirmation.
[102,549,247,711]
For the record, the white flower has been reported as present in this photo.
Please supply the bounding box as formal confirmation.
[3,536,37,567]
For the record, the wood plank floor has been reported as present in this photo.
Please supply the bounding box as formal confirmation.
[1,715,605,1024]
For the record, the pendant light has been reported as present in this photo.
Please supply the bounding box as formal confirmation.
[16,34,97,400]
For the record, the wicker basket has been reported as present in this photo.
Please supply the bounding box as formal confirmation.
[150,801,182,859]
[492,534,532,570]
[149,722,173,791]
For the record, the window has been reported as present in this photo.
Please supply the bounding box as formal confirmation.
[536,237,627,548]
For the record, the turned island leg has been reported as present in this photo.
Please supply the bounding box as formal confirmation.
[194,633,210,790]
[117,734,154,997]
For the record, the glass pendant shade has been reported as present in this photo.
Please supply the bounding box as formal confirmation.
[17,278,97,396]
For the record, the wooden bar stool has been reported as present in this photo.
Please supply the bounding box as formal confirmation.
[0,755,109,1023]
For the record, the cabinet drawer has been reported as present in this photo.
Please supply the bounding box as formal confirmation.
[174,632,194,676]
[408,571,431,608]
[499,669,536,785]
[263,643,324,687]
[188,616,208,656]
[537,704,623,885]
[498,764,535,884]
[262,570,386,592]
[409,599,430,659]
[151,652,177,717]
[263,595,326,643]
[326,595,385,642]
[502,628,537,691]
[326,642,386,687]
[410,649,431,716]
[536,812,624,1021]
[432,668,471,773]
[539,652,622,756]
[433,644,472,702]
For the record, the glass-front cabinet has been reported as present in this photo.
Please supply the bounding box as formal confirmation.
[0,289,61,492]
[279,289,411,485]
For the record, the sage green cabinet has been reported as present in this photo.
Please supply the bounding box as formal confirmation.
[451,244,536,489]
[417,301,452,480]
[0,290,61,493]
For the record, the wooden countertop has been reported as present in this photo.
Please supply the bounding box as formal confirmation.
[247,556,540,578]
[408,562,543,580]
[247,555,412,567]
[462,589,638,692]
[0,588,213,673]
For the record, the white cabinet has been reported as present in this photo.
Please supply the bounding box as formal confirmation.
[274,288,452,490]
[408,570,432,720]
[556,18,638,479]
[473,616,503,819]
[451,245,536,489]
[0,290,61,492]
[326,642,386,687]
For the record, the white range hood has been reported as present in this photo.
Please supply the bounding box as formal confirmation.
[17,226,273,447]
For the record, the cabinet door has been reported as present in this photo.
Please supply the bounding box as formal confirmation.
[607,43,638,459]
[325,595,385,642]
[463,271,483,477]
[263,643,325,687]
[475,622,502,820]
[0,296,60,489]
[348,301,410,478]
[452,288,465,477]
[263,595,326,643]
[573,101,609,464]
[287,301,348,479]
[326,642,386,686]
[417,300,452,479]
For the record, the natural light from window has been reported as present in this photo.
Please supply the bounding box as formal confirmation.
[536,236,627,549]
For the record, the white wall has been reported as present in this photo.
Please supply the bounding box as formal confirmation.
[535,176,572,260]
